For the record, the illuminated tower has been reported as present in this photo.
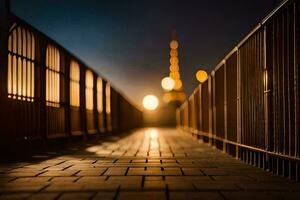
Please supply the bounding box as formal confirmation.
[161,36,186,105]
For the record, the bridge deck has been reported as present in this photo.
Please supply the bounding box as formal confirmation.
[1,128,300,200]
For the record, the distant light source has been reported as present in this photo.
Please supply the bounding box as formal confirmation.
[170,57,179,65]
[161,77,175,91]
[196,70,208,83]
[143,95,159,110]
[170,49,178,57]
[170,64,179,72]
[170,40,179,49]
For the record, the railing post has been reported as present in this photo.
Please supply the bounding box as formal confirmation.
[263,25,269,154]
[102,80,108,132]
[65,56,71,137]
[199,84,202,137]
[208,74,213,145]
[80,66,87,137]
[211,71,216,146]
[237,48,241,159]
[93,72,99,134]
[224,61,227,153]
[293,0,300,181]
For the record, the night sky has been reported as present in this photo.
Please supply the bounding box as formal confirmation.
[11,0,282,107]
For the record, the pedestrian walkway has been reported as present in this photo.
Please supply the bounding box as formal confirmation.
[1,128,300,200]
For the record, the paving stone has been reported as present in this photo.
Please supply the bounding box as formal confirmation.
[12,177,50,183]
[76,176,107,183]
[39,170,79,177]
[0,193,31,199]
[201,169,232,176]
[221,191,283,200]
[165,176,211,183]
[44,183,83,192]
[92,191,116,200]
[76,168,107,176]
[108,176,142,182]
[236,182,297,191]
[168,182,195,190]
[127,168,146,176]
[131,159,146,163]
[182,168,204,175]
[105,167,127,176]
[118,191,166,200]
[169,191,223,200]
[194,182,240,191]
[212,175,254,182]
[143,180,166,190]
[58,192,93,200]
[163,168,182,175]
[50,177,79,183]
[0,182,49,192]
[28,192,60,200]
[145,176,164,181]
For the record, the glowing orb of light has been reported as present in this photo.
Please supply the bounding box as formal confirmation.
[170,49,178,57]
[161,77,175,91]
[196,70,208,83]
[170,64,179,72]
[143,95,159,110]
[170,57,179,65]
[170,40,179,49]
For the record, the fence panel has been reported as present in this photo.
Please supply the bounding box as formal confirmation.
[240,29,265,148]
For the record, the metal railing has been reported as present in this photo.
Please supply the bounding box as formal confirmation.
[0,0,143,153]
[177,0,300,180]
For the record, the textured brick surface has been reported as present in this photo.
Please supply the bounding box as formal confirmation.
[0,128,300,199]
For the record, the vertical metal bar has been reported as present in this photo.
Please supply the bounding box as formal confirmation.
[208,75,213,144]
[236,47,242,157]
[237,47,241,154]
[224,61,227,152]
[263,25,269,152]
[293,0,299,159]
[282,11,286,157]
[93,72,98,133]
[199,84,202,136]
[212,71,216,142]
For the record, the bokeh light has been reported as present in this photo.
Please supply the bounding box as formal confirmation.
[170,49,178,57]
[170,57,179,65]
[196,70,208,83]
[170,64,179,72]
[143,95,159,110]
[170,40,179,49]
[161,77,175,91]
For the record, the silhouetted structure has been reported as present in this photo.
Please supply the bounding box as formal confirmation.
[0,0,142,155]
[178,0,300,181]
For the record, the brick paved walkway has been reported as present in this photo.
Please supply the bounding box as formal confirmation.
[1,128,300,200]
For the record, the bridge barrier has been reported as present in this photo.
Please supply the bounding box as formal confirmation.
[0,0,143,155]
[178,0,300,181]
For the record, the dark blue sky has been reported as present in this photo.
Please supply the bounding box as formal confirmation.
[11,0,281,107]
